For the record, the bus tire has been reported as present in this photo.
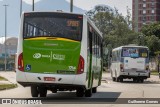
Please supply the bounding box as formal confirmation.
[76,88,84,97]
[116,77,119,82]
[51,89,57,93]
[92,87,97,93]
[140,79,144,83]
[31,86,39,97]
[85,88,92,97]
[112,77,116,81]
[39,87,47,97]
[120,78,123,82]
[133,78,137,83]
[148,73,150,78]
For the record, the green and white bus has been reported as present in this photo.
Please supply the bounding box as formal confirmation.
[110,45,150,83]
[16,12,103,97]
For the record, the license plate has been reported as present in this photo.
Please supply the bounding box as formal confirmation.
[132,68,137,70]
[44,77,55,81]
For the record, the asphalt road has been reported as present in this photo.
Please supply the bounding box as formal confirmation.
[0,72,160,107]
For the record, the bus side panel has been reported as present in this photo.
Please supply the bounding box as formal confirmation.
[16,14,28,82]
[74,16,88,88]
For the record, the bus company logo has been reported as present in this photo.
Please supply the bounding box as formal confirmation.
[53,54,65,60]
[33,53,41,59]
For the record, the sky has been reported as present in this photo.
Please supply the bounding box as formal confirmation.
[23,0,132,16]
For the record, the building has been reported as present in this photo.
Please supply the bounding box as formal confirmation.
[132,0,160,32]
[0,37,18,71]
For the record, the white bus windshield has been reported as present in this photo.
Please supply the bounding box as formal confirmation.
[23,12,83,41]
[122,47,148,58]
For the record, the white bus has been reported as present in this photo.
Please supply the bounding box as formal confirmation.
[16,11,103,97]
[110,45,150,83]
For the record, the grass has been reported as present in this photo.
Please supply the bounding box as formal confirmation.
[0,84,17,90]
[151,70,159,75]
[0,76,17,90]
[0,76,8,81]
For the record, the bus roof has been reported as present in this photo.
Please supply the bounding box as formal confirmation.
[112,45,149,51]
[22,11,103,38]
[85,16,103,38]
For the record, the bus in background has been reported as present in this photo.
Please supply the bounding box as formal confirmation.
[110,45,150,83]
[16,12,103,97]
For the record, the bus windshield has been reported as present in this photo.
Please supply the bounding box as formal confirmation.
[23,12,83,41]
[122,47,148,58]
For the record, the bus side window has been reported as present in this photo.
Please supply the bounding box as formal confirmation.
[88,26,92,54]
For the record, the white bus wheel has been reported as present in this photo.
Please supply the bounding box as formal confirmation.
[51,89,57,93]
[39,87,47,97]
[140,79,144,83]
[85,89,92,97]
[76,88,84,97]
[92,87,97,93]
[120,78,123,82]
[31,86,39,97]
[112,77,116,81]
[133,78,137,83]
[116,77,119,82]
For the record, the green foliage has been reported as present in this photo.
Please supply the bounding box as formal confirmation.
[141,22,160,56]
[0,76,7,81]
[145,35,160,56]
[0,84,17,90]
[86,6,139,49]
[86,5,140,66]
[141,22,160,38]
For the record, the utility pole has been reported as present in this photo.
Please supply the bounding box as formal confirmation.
[70,0,73,12]
[20,0,22,17]
[32,0,34,11]
[3,4,9,72]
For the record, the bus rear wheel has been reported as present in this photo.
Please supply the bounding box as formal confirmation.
[31,86,39,97]
[140,79,144,83]
[39,87,47,97]
[112,77,116,81]
[116,77,120,82]
[120,78,123,82]
[85,88,92,97]
[92,87,97,93]
[76,88,84,97]
[133,78,138,83]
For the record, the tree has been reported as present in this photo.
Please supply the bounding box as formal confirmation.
[145,35,160,56]
[86,5,140,67]
[141,22,160,38]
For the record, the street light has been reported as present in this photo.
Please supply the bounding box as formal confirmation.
[32,0,34,11]
[3,4,9,72]
[20,0,22,17]
[70,0,73,12]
